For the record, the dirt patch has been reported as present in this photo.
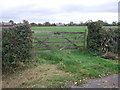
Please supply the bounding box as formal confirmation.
[71,74,119,88]
[2,64,72,88]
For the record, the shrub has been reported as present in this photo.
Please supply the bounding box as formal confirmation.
[87,22,119,56]
[100,28,119,54]
[87,22,103,55]
[2,24,32,67]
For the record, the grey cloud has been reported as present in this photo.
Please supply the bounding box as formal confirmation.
[61,2,117,13]
[1,4,61,21]
[1,3,61,22]
[1,1,118,23]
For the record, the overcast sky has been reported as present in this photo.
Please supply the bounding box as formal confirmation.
[0,0,119,23]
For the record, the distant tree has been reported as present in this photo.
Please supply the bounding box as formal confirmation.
[43,22,51,26]
[30,22,37,26]
[79,21,84,26]
[112,21,117,26]
[9,20,14,24]
[68,21,74,26]
[51,23,56,26]
[98,20,104,25]
[117,22,120,26]
[85,20,93,26]
[38,23,42,26]
[70,21,74,26]
[23,20,29,24]
[64,23,67,26]
[103,21,109,26]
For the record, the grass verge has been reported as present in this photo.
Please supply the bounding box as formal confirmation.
[32,50,118,87]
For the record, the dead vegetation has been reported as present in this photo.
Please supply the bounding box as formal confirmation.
[101,52,119,60]
[2,64,73,88]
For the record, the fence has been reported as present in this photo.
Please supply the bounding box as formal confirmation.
[32,31,86,52]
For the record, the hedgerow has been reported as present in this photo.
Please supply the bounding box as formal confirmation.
[87,22,103,55]
[100,28,118,54]
[87,22,119,55]
[2,24,32,67]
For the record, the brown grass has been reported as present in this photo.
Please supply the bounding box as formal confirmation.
[2,64,72,88]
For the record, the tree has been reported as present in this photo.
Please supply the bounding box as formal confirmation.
[23,20,29,24]
[30,22,37,26]
[85,20,93,26]
[43,22,51,26]
[79,21,84,26]
[103,22,109,26]
[98,20,104,26]
[9,20,14,24]
[112,21,117,26]
[38,23,42,26]
[68,21,74,26]
[118,22,120,26]
[51,23,56,26]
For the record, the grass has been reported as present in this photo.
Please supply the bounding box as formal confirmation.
[35,50,118,75]
[32,26,87,32]
[3,50,118,88]
[31,26,118,32]
[32,50,118,87]
[103,26,119,28]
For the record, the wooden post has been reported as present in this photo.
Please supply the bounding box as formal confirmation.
[84,29,87,49]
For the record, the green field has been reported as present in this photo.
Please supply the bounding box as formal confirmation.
[103,26,119,28]
[32,26,87,32]
[32,26,118,32]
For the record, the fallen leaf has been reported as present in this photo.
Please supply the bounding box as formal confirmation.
[74,82,77,85]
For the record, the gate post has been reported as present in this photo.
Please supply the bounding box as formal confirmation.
[84,29,87,49]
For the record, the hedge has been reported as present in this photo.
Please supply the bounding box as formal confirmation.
[100,28,119,54]
[87,22,103,55]
[87,22,119,55]
[2,24,32,67]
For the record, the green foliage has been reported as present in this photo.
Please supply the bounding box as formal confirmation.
[2,24,32,67]
[100,28,119,54]
[87,22,103,55]
[87,22,119,55]
[34,50,118,79]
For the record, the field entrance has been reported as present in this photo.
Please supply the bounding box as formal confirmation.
[32,30,86,52]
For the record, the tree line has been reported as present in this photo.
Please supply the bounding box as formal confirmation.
[8,20,119,26]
